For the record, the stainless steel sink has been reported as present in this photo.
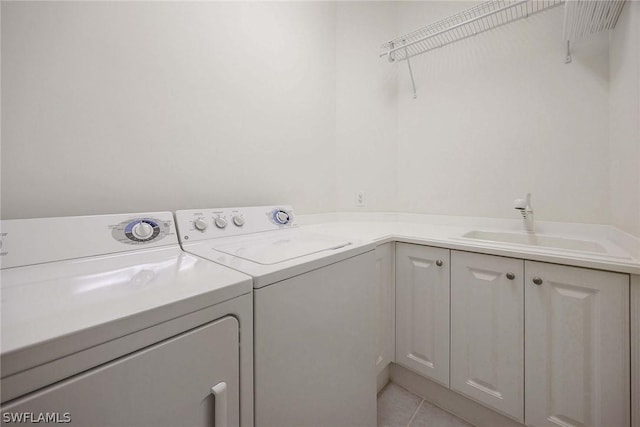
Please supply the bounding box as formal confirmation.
[461,230,607,253]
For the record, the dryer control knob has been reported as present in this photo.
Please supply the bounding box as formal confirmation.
[232,215,245,227]
[215,217,228,229]
[194,217,208,231]
[132,221,154,239]
[274,210,291,225]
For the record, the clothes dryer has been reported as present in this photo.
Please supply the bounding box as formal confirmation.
[1,212,253,427]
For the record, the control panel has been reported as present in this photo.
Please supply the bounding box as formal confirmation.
[111,218,170,244]
[0,212,178,269]
[175,206,296,244]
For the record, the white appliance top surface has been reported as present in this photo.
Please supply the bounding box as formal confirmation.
[213,229,352,265]
[182,229,374,288]
[176,205,376,288]
[0,213,252,377]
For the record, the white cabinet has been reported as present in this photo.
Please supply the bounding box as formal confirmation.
[395,243,450,386]
[525,261,630,427]
[396,244,631,427]
[375,242,395,375]
[1,316,240,427]
[450,251,524,422]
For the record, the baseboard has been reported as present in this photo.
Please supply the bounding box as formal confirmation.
[377,364,390,394]
[389,363,523,427]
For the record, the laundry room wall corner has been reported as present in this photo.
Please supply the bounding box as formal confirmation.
[335,1,399,212]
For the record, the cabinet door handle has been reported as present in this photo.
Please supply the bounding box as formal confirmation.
[211,382,228,427]
[506,272,515,280]
[532,276,543,285]
[435,260,443,267]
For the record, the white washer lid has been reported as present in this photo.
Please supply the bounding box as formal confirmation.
[212,230,352,265]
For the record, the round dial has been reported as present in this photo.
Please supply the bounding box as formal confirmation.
[132,222,153,239]
[194,217,208,231]
[125,219,160,242]
[273,210,291,225]
[232,215,245,227]
[214,217,228,229]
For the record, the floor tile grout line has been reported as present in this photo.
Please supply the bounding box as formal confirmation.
[406,398,424,427]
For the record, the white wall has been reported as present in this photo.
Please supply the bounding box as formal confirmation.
[335,2,398,212]
[609,1,640,238]
[1,1,337,218]
[2,1,636,232]
[395,2,611,224]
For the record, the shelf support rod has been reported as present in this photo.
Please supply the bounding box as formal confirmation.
[565,40,572,63]
[562,1,572,64]
[404,47,417,99]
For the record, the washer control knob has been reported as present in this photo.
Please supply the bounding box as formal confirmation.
[214,217,228,229]
[232,215,245,227]
[132,221,154,239]
[194,217,208,231]
[273,210,291,225]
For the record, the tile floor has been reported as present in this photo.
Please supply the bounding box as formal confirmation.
[377,383,475,427]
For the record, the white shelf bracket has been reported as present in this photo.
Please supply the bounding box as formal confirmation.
[565,40,572,64]
[404,46,417,99]
[387,41,395,63]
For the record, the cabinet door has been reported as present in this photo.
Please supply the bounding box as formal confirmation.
[525,261,630,427]
[1,317,240,427]
[396,243,450,386]
[375,242,395,375]
[451,251,524,422]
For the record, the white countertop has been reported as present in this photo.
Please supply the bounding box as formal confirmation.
[297,212,640,275]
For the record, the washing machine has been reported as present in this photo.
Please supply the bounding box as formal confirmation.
[175,206,378,427]
[1,212,253,427]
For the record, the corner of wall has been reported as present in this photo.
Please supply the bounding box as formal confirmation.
[334,1,399,213]
[609,1,640,238]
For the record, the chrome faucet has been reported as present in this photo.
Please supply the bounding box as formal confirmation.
[514,193,534,233]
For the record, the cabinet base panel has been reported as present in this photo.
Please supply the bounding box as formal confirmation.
[389,363,523,427]
[632,275,640,427]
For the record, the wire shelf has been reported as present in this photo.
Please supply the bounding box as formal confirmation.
[380,0,564,62]
[563,0,626,43]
